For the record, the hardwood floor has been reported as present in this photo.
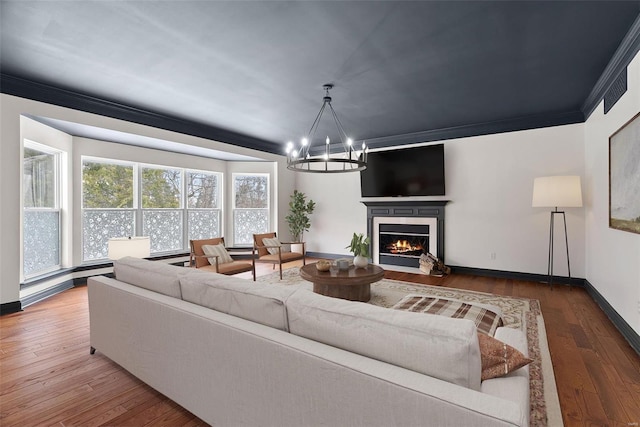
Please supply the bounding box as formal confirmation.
[2,260,639,426]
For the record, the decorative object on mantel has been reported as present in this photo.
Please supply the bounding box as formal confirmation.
[108,236,151,260]
[609,112,640,235]
[286,84,367,173]
[285,190,316,242]
[532,175,583,288]
[419,253,450,277]
[346,232,370,268]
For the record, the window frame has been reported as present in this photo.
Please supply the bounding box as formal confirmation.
[185,169,223,242]
[81,156,138,262]
[23,140,62,278]
[232,173,270,247]
[80,157,227,261]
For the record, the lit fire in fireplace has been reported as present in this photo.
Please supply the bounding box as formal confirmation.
[388,240,423,254]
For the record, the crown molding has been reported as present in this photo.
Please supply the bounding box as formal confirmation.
[0,73,277,154]
[582,12,640,119]
[352,111,584,151]
[1,69,601,156]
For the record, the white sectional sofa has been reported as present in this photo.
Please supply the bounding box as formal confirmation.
[88,257,530,427]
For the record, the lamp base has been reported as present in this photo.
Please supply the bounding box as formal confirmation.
[546,209,572,289]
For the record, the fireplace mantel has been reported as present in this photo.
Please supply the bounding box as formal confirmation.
[362,200,449,263]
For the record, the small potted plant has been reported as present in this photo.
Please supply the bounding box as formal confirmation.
[346,232,370,268]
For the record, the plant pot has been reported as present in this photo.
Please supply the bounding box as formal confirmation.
[353,255,368,269]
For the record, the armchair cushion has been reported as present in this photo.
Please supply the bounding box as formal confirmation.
[253,232,276,258]
[258,251,304,263]
[262,237,291,255]
[190,237,225,268]
[202,244,233,265]
[196,261,254,275]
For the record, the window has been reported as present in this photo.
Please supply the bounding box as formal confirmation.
[23,142,61,277]
[233,174,269,245]
[186,170,221,241]
[141,166,183,253]
[81,158,224,261]
[82,159,135,261]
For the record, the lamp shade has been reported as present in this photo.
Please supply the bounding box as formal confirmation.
[108,236,151,260]
[532,176,583,208]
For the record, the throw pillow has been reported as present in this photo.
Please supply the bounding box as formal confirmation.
[478,333,533,381]
[202,244,233,265]
[262,237,291,255]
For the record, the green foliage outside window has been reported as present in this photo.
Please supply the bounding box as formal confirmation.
[141,168,182,208]
[82,161,134,208]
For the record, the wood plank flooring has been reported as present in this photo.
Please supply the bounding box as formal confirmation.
[1,260,639,426]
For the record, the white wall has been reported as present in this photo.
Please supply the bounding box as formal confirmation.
[0,94,289,305]
[296,171,366,255]
[297,124,586,278]
[584,51,640,336]
[446,125,585,275]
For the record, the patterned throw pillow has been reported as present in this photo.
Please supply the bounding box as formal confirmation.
[202,244,233,265]
[478,333,533,380]
[262,237,291,255]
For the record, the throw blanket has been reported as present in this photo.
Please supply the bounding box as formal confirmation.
[392,294,504,336]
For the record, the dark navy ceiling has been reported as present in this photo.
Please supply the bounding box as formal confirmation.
[1,1,639,155]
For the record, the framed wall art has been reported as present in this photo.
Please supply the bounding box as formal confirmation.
[609,112,640,234]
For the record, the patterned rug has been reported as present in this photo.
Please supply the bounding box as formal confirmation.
[257,267,563,427]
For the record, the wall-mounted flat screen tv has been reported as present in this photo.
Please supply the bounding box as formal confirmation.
[360,144,445,197]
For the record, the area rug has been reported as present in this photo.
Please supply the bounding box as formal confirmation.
[257,267,563,427]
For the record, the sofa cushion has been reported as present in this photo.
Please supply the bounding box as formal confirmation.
[113,257,182,299]
[481,327,531,423]
[478,333,532,381]
[202,243,233,265]
[179,270,296,331]
[286,288,482,390]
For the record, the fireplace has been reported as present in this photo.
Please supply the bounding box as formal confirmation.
[363,201,447,272]
[378,223,429,268]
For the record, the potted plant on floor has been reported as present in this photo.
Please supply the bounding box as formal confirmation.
[346,232,370,268]
[285,190,316,244]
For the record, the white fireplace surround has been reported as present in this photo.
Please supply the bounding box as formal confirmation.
[373,216,438,273]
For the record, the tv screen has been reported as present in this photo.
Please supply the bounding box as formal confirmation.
[360,144,445,197]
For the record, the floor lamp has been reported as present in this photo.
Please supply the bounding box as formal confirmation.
[532,176,582,288]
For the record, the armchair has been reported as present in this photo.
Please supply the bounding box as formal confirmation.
[190,237,256,281]
[252,232,305,280]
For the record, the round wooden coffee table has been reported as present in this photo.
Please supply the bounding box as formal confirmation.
[299,263,385,302]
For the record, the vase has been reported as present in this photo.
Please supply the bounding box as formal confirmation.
[353,255,368,269]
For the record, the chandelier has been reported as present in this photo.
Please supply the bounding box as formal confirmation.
[286,84,367,173]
